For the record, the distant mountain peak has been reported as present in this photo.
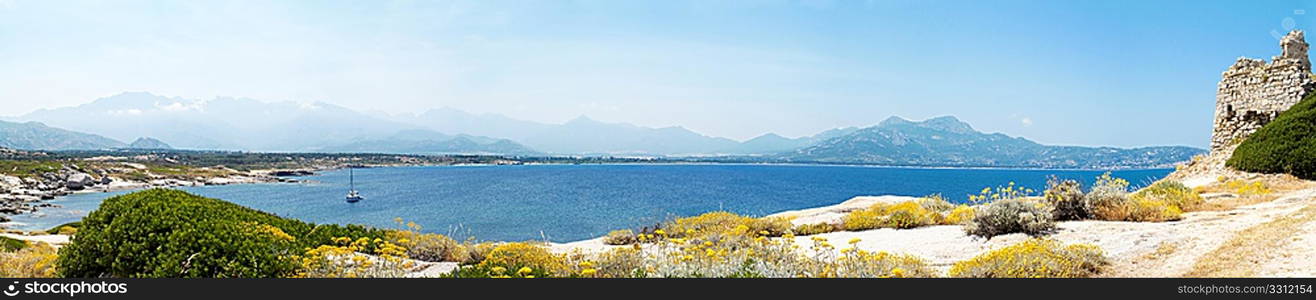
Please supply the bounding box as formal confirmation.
[879,116,913,126]
[919,115,974,133]
[566,115,598,124]
[126,137,173,149]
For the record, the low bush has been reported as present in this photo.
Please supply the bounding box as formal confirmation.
[0,236,25,251]
[388,218,467,263]
[602,229,638,245]
[1226,93,1316,180]
[949,238,1107,278]
[792,222,839,235]
[1085,172,1133,221]
[831,248,938,278]
[396,232,465,263]
[655,211,791,245]
[842,201,941,230]
[297,237,413,278]
[45,221,82,235]
[916,194,956,213]
[1044,176,1088,220]
[1225,180,1272,196]
[1092,179,1198,222]
[470,242,571,278]
[464,242,498,263]
[963,198,1056,239]
[0,242,58,278]
[635,233,936,278]
[57,189,390,278]
[942,205,976,225]
[582,247,646,278]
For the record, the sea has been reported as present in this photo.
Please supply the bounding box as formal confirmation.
[3,164,1171,242]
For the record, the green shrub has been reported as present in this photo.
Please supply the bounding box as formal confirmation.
[1227,93,1316,179]
[0,236,25,251]
[949,238,1107,278]
[45,221,82,235]
[57,189,389,278]
[963,198,1056,239]
[1044,176,1088,220]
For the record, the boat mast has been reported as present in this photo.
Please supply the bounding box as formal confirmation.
[349,167,355,191]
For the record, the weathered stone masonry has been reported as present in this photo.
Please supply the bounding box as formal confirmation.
[1211,30,1316,153]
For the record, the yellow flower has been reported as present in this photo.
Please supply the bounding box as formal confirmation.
[580,269,598,277]
[517,266,533,275]
[655,229,667,236]
[891,267,906,278]
[490,266,507,274]
[848,238,862,244]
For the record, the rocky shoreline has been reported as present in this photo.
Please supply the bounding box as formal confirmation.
[0,164,297,224]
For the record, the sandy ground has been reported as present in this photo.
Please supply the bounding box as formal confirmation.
[551,184,1316,277]
[1256,218,1316,277]
[1,233,70,246]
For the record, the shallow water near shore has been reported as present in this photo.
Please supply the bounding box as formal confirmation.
[4,164,1171,242]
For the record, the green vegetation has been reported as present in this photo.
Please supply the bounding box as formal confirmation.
[1227,93,1316,179]
[1,236,26,251]
[57,189,389,278]
[45,221,81,235]
[963,198,1055,239]
[1044,176,1088,220]
[0,160,66,178]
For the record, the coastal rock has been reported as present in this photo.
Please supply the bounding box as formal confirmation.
[270,170,315,177]
[66,173,95,190]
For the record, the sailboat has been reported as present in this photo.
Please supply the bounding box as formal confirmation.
[346,167,364,203]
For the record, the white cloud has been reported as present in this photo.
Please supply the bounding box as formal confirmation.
[1020,117,1034,127]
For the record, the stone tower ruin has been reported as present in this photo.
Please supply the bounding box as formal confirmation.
[1211,30,1316,153]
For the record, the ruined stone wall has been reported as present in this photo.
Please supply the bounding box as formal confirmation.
[1211,30,1316,153]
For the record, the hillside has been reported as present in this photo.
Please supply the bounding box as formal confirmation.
[124,137,173,150]
[0,120,126,150]
[780,116,1204,168]
[1226,93,1316,179]
[326,129,538,155]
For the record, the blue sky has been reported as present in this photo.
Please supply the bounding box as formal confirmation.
[1,0,1313,147]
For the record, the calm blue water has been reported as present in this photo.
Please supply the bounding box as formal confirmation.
[3,164,1170,242]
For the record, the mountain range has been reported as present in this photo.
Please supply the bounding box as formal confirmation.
[1,92,1206,168]
[779,116,1203,168]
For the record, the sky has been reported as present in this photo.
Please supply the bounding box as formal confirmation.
[1,0,1313,148]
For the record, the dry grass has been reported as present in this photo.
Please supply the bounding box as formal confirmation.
[1191,175,1313,212]
[1185,203,1316,277]
[1139,241,1180,261]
